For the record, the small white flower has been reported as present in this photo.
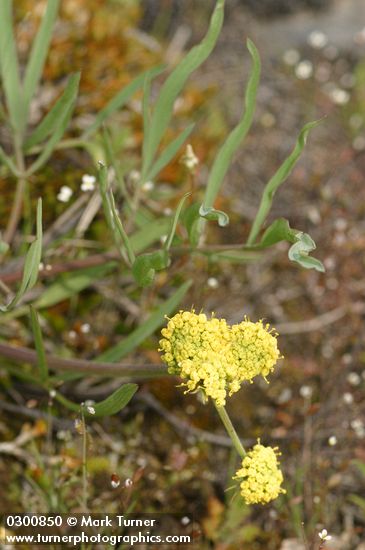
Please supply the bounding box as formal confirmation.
[181,516,190,526]
[319,528,332,541]
[328,435,337,446]
[299,385,313,399]
[295,60,313,80]
[142,180,154,191]
[39,262,44,271]
[329,87,350,105]
[81,174,96,192]
[347,372,361,386]
[163,207,173,216]
[49,389,56,398]
[207,277,219,289]
[307,30,328,49]
[124,478,133,487]
[80,323,91,334]
[343,392,354,405]
[87,406,96,415]
[111,475,120,489]
[57,185,73,203]
[282,49,300,66]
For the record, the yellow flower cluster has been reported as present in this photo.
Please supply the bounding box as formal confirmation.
[159,310,280,406]
[234,442,285,504]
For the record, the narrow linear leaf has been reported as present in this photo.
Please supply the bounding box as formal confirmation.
[141,0,225,178]
[26,73,81,175]
[131,217,172,253]
[206,249,261,264]
[101,125,131,208]
[0,143,18,174]
[25,73,80,151]
[55,383,138,417]
[97,279,192,362]
[199,205,229,227]
[108,187,135,264]
[23,0,60,114]
[98,162,135,264]
[35,264,115,310]
[203,38,261,209]
[247,119,322,244]
[142,72,152,164]
[164,192,191,251]
[0,0,25,135]
[147,123,195,182]
[83,65,165,137]
[29,306,48,383]
[5,263,117,319]
[1,199,43,311]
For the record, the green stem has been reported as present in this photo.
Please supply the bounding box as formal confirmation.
[214,403,246,459]
[81,407,88,512]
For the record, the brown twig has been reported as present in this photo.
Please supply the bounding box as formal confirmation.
[0,342,167,379]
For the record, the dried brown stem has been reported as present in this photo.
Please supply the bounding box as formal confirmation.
[0,342,167,379]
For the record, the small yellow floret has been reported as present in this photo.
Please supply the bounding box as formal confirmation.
[159,310,281,406]
[234,442,285,505]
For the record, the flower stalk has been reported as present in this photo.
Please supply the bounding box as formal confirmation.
[214,403,246,458]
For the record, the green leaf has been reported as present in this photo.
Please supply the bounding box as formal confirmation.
[29,306,48,383]
[199,205,229,227]
[164,192,191,251]
[260,218,298,247]
[203,39,260,209]
[141,0,225,179]
[147,123,195,181]
[0,143,18,174]
[247,119,322,244]
[35,264,115,310]
[55,383,138,417]
[288,232,325,272]
[182,202,201,246]
[261,218,324,271]
[132,250,170,287]
[1,199,43,311]
[0,0,25,135]
[131,217,172,253]
[207,249,260,264]
[83,65,165,137]
[25,72,80,151]
[98,162,135,264]
[98,279,192,362]
[23,0,60,116]
[26,73,81,175]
